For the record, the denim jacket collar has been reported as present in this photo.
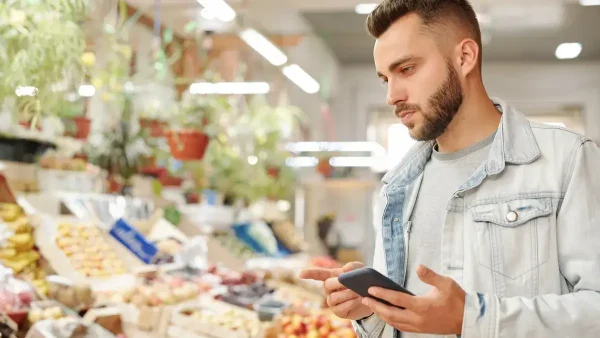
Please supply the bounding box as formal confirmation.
[381,97,541,189]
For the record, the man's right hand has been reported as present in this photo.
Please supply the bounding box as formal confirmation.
[299,261,374,321]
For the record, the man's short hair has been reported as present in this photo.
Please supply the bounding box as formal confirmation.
[367,0,482,64]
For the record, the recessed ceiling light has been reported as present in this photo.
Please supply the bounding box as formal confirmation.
[580,0,600,6]
[355,3,378,15]
[555,42,582,60]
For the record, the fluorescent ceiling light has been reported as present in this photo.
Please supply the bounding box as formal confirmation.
[197,0,236,22]
[239,29,288,66]
[580,0,600,6]
[78,84,95,97]
[15,86,38,97]
[200,7,216,20]
[329,157,383,168]
[555,42,582,60]
[282,64,320,94]
[285,141,386,154]
[355,3,378,14]
[285,157,318,168]
[189,82,270,95]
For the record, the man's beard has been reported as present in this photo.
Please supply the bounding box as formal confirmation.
[395,61,464,141]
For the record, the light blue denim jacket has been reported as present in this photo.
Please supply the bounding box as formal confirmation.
[353,98,600,338]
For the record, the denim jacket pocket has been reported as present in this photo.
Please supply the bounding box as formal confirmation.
[471,197,552,280]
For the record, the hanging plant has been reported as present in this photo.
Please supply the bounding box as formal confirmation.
[0,0,88,121]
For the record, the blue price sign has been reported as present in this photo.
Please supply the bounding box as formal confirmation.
[109,218,158,264]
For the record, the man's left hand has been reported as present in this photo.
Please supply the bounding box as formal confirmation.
[361,265,466,335]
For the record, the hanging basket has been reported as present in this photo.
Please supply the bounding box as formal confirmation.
[140,118,167,137]
[317,157,333,177]
[73,117,91,140]
[267,167,280,178]
[165,129,210,160]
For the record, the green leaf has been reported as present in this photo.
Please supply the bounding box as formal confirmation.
[184,21,198,33]
[163,28,173,44]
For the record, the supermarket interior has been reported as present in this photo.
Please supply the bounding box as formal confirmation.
[0,0,599,337]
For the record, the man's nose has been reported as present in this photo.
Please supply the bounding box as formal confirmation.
[386,81,408,106]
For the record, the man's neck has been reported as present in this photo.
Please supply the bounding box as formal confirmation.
[436,87,501,153]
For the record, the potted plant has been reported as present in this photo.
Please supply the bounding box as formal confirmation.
[85,95,152,195]
[165,89,231,160]
[0,0,87,124]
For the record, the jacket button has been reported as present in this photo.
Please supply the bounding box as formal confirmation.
[393,218,399,222]
[506,211,518,222]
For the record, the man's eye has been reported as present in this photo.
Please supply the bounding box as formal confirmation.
[380,79,388,86]
[401,66,415,75]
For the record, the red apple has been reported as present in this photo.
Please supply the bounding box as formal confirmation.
[319,326,332,337]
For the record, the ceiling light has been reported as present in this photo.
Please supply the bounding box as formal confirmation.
[355,3,378,14]
[78,85,95,97]
[329,157,382,167]
[285,157,318,168]
[239,29,288,66]
[200,7,216,20]
[15,86,38,97]
[285,141,386,154]
[580,0,600,6]
[197,0,236,22]
[189,82,270,95]
[282,64,320,94]
[555,42,582,60]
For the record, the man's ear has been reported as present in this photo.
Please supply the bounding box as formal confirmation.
[456,38,479,75]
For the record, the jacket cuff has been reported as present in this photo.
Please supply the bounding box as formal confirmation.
[461,292,495,338]
[352,314,386,338]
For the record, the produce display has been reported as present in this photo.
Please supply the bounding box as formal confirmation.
[0,204,48,296]
[27,302,76,324]
[212,232,258,260]
[179,306,264,338]
[277,309,356,338]
[39,155,87,172]
[108,274,204,307]
[153,237,184,265]
[0,278,34,314]
[54,223,127,278]
[46,277,95,311]
[270,221,307,253]
[217,282,274,310]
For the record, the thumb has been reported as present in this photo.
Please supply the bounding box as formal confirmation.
[416,265,447,288]
[342,261,365,273]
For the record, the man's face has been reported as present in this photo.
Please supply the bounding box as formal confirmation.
[374,14,463,141]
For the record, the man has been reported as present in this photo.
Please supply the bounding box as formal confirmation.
[300,0,600,337]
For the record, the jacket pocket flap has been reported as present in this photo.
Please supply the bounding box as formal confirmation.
[471,198,552,227]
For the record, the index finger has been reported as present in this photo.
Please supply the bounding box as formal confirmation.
[298,268,342,281]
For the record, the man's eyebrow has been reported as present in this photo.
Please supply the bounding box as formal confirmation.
[376,55,419,77]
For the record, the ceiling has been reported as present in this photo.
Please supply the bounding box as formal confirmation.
[299,0,600,64]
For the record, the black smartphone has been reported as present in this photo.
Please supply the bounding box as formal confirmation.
[338,267,415,308]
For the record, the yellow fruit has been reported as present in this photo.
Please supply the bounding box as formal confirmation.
[81,52,96,67]
[9,233,34,251]
[8,217,31,233]
[0,248,16,259]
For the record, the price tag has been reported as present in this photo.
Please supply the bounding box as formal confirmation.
[109,218,158,264]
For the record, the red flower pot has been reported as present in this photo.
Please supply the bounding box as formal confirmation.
[267,167,280,178]
[317,158,333,177]
[140,118,167,137]
[165,130,210,160]
[73,117,91,140]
